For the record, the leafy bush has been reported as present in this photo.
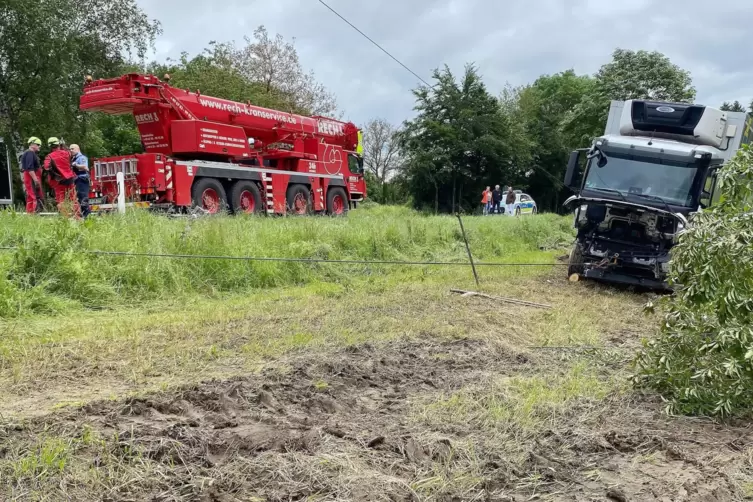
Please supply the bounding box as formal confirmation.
[634,145,753,416]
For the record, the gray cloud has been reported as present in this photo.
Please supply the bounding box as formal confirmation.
[136,0,753,125]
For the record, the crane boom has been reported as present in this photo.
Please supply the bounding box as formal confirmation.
[80,73,360,160]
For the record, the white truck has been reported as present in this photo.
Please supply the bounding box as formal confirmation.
[562,99,753,289]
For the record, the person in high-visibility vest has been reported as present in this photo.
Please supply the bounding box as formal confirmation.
[356,130,364,156]
[43,137,79,218]
[20,137,44,213]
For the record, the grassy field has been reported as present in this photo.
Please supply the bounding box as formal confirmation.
[0,206,750,501]
[0,205,572,317]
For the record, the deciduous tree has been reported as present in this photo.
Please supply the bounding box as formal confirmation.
[509,71,595,211]
[362,118,402,203]
[720,100,746,112]
[152,27,338,118]
[0,0,159,147]
[232,26,337,116]
[563,49,696,148]
[148,44,285,110]
[596,49,695,102]
[0,0,159,201]
[401,64,518,213]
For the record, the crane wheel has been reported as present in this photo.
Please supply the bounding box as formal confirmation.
[191,178,228,214]
[326,187,349,216]
[286,184,312,215]
[230,181,263,215]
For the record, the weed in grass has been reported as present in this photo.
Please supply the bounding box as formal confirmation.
[8,437,72,480]
[51,400,86,410]
[743,484,753,500]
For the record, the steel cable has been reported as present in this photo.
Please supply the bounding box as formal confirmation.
[0,246,568,267]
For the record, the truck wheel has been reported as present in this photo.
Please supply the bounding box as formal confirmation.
[191,178,227,214]
[286,184,312,215]
[230,180,263,215]
[568,243,585,276]
[326,187,349,216]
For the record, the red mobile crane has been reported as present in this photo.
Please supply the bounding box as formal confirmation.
[79,73,366,215]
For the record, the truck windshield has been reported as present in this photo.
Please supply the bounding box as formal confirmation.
[583,152,703,207]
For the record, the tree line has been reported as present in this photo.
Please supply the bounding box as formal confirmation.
[364,49,718,213]
[1,1,748,213]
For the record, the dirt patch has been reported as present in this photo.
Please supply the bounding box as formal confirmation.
[1,337,749,501]
[1,337,529,500]
[521,399,751,501]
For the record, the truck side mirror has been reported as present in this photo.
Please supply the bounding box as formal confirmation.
[564,150,580,188]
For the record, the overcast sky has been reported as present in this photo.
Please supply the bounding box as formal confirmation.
[135,0,753,126]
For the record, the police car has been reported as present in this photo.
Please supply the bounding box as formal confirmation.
[507,190,538,215]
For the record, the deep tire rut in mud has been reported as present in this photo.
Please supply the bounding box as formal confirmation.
[1,337,749,501]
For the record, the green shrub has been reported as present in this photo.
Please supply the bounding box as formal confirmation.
[634,145,753,417]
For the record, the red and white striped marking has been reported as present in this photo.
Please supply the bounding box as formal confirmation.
[165,164,173,190]
[264,174,274,214]
[317,188,324,210]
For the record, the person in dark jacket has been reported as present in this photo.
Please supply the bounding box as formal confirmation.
[70,144,90,218]
[20,137,44,213]
[491,185,502,214]
[43,137,79,217]
[505,186,517,216]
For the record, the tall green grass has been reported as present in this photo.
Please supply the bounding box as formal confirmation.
[0,206,574,317]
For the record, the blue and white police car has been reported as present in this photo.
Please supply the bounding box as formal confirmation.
[508,190,538,215]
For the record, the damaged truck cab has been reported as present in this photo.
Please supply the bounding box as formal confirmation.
[563,100,753,289]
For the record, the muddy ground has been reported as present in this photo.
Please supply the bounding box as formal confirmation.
[2,333,751,501]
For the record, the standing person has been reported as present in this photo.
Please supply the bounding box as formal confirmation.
[70,144,90,218]
[491,185,503,214]
[43,137,79,218]
[506,186,517,216]
[481,186,492,215]
[20,137,44,213]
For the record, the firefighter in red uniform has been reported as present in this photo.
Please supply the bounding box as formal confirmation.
[43,137,79,217]
[20,137,44,213]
